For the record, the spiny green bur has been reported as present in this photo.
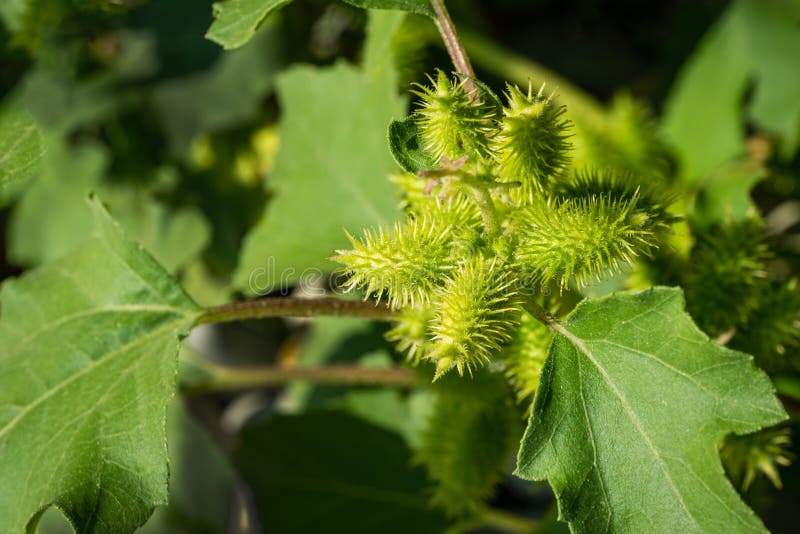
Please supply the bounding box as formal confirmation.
[335,70,675,381]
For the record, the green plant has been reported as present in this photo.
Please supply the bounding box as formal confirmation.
[1,1,799,533]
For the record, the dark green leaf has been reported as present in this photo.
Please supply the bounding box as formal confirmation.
[138,399,235,533]
[0,198,200,533]
[235,411,448,533]
[388,116,438,173]
[516,287,786,533]
[663,0,800,178]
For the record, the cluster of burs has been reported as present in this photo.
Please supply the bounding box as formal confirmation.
[334,70,798,513]
[334,70,673,381]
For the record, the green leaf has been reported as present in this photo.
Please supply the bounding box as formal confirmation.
[9,139,210,272]
[0,100,44,190]
[0,197,200,533]
[662,2,750,180]
[234,13,404,292]
[234,411,448,533]
[516,287,787,533]
[388,116,438,173]
[0,0,25,33]
[691,160,766,230]
[341,0,434,18]
[8,139,108,265]
[741,0,800,157]
[663,0,800,177]
[205,0,292,50]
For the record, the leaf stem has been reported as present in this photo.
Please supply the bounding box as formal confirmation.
[182,362,416,394]
[523,299,561,331]
[430,0,474,78]
[196,297,397,325]
[476,507,539,533]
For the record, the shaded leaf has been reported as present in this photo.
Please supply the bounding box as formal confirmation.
[516,287,786,533]
[138,399,235,534]
[662,2,750,180]
[234,411,448,533]
[0,198,200,533]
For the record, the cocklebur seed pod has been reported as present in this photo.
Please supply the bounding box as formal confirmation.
[730,279,800,374]
[492,83,571,203]
[332,215,456,308]
[385,304,433,364]
[721,426,794,491]
[513,194,659,290]
[552,168,676,233]
[571,92,670,179]
[425,255,522,379]
[416,372,521,516]
[501,309,552,405]
[413,70,496,163]
[684,219,771,336]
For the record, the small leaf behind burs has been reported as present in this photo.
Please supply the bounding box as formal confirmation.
[233,11,405,293]
[0,196,200,533]
[234,411,448,533]
[205,0,293,50]
[206,0,433,50]
[516,287,786,533]
[388,115,439,173]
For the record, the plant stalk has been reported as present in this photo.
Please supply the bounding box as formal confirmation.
[183,362,416,394]
[196,297,397,325]
[477,507,539,533]
[523,299,560,331]
[430,0,474,78]
[465,181,501,237]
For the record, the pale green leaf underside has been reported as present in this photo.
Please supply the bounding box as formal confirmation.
[516,287,786,533]
[341,0,433,17]
[234,12,404,293]
[0,101,44,190]
[0,198,199,533]
[663,0,800,177]
[205,0,292,50]
[205,0,432,50]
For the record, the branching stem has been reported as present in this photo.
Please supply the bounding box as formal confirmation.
[197,297,397,325]
[523,299,561,331]
[464,180,501,237]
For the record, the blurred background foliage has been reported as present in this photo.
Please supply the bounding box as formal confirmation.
[1,0,799,532]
